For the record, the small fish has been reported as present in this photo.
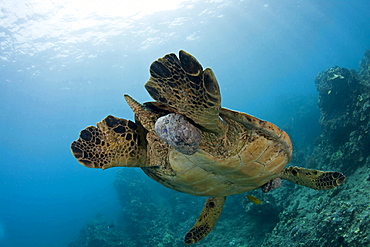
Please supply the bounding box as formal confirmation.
[246,195,262,205]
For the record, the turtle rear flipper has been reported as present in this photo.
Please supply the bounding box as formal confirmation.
[184,197,226,245]
[71,115,147,169]
[145,50,225,136]
[280,166,346,190]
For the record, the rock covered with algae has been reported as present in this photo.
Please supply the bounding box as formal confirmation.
[310,50,370,175]
[261,50,370,247]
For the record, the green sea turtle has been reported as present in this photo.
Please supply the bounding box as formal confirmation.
[70,50,346,245]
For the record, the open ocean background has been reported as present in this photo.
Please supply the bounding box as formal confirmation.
[1,1,370,246]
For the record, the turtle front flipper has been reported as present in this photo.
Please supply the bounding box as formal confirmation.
[71,115,148,169]
[145,50,225,136]
[184,196,226,245]
[280,166,346,190]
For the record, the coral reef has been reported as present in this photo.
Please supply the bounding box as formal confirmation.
[261,50,370,246]
[261,164,370,247]
[68,214,124,247]
[69,50,370,247]
[311,52,370,175]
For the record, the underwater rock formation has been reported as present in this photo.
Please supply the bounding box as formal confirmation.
[310,50,370,175]
[262,165,370,247]
[359,50,370,84]
[68,214,124,247]
[262,50,370,247]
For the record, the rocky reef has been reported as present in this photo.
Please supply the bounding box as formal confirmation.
[311,52,370,175]
[68,214,124,247]
[69,50,370,247]
[262,50,370,247]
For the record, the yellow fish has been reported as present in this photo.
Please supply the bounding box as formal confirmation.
[246,195,262,205]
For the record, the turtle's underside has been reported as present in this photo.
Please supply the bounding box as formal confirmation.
[71,50,346,245]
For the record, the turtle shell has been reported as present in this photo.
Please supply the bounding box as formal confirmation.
[142,106,292,197]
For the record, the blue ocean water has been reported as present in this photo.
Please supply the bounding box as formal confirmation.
[0,1,369,246]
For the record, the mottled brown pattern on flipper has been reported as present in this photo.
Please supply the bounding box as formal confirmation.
[280,166,346,190]
[70,115,148,169]
[184,197,226,245]
[145,50,225,136]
